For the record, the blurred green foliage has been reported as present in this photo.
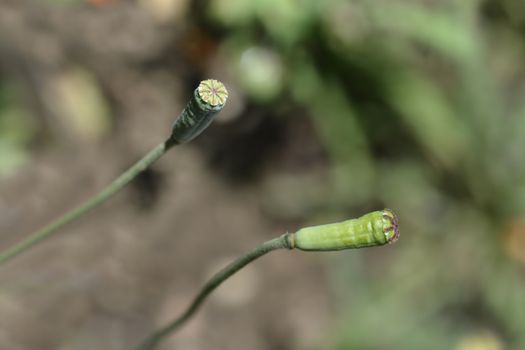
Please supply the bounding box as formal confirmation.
[207,0,525,349]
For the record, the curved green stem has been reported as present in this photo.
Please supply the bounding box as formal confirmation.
[0,140,177,265]
[135,234,291,350]
[0,79,230,266]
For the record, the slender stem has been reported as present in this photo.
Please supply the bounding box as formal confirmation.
[0,140,177,265]
[135,234,291,350]
[0,79,229,266]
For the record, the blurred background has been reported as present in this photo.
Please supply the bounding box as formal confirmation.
[1,0,525,349]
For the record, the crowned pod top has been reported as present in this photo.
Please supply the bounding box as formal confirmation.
[290,209,399,251]
[197,79,228,106]
[171,79,228,143]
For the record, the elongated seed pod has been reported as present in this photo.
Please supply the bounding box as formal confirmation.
[171,79,228,143]
[289,209,399,251]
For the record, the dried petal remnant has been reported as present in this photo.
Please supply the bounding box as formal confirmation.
[382,209,400,244]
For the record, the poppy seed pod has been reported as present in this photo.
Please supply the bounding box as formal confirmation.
[171,79,228,143]
[288,209,399,251]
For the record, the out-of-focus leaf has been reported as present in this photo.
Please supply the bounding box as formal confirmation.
[208,0,255,27]
[236,46,285,102]
[383,71,471,169]
[455,330,504,350]
[137,0,189,23]
[367,0,479,64]
[290,58,375,205]
[53,66,112,142]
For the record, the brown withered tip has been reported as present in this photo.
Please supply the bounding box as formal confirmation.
[383,209,400,244]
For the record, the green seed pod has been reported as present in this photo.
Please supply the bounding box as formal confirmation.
[171,79,228,143]
[289,209,399,251]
